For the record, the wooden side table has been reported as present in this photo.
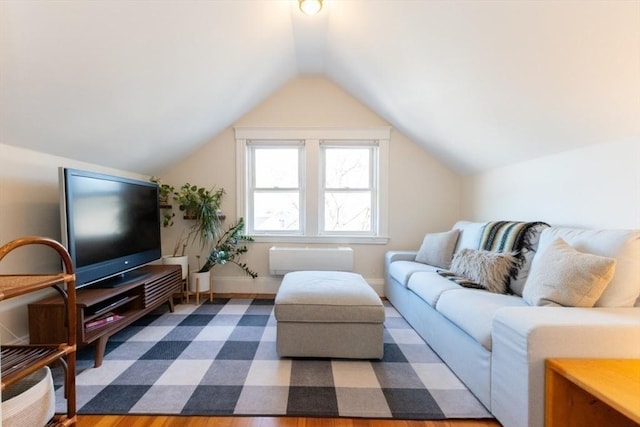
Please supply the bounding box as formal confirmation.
[546,358,640,427]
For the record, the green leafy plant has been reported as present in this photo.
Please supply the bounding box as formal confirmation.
[198,217,257,278]
[172,183,225,257]
[151,178,256,277]
[150,177,175,227]
[151,178,225,257]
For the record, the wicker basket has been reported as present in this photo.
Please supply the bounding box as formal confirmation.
[2,366,55,427]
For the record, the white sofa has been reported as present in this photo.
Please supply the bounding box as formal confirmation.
[384,221,640,427]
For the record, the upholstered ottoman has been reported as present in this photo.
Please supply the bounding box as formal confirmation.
[274,270,385,359]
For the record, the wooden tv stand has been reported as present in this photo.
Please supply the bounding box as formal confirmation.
[29,264,182,367]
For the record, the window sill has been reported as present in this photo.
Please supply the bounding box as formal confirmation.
[248,235,390,245]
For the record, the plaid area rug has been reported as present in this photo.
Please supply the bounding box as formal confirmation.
[55,298,491,419]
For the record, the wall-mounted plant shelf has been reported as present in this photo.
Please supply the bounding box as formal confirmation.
[183,213,226,221]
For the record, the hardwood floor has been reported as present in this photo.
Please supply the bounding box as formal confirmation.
[77,415,501,427]
[76,294,502,426]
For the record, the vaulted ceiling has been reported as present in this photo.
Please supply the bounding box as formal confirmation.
[1,1,638,175]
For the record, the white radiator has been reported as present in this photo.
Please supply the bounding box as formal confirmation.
[269,246,354,275]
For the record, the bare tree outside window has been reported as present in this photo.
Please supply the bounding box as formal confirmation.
[323,147,373,233]
[251,147,301,232]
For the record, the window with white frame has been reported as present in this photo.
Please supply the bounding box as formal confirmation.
[247,142,303,234]
[235,128,390,244]
[320,142,376,234]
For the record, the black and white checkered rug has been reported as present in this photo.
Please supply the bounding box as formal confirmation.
[55,298,491,419]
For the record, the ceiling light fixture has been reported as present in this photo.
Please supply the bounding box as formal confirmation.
[299,0,323,15]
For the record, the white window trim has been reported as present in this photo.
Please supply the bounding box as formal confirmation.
[235,127,390,245]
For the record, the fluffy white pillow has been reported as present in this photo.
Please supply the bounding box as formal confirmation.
[449,248,518,294]
[523,237,616,307]
[415,229,460,269]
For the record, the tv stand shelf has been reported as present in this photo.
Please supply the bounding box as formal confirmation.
[85,294,139,320]
[29,264,182,368]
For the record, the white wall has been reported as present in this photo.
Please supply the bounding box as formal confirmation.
[3,80,636,341]
[0,143,145,343]
[0,78,461,341]
[461,138,640,229]
[159,77,462,294]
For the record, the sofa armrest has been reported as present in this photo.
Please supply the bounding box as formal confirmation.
[384,251,417,266]
[491,307,640,427]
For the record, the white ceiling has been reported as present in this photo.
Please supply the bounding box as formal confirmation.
[1,0,638,175]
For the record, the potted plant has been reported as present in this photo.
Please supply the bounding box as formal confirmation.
[151,177,188,279]
[199,217,258,277]
[172,183,225,257]
[189,218,258,292]
[190,217,256,294]
[151,178,225,284]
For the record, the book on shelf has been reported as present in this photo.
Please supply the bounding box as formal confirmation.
[85,312,125,330]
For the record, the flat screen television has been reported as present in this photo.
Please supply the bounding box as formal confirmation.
[59,167,162,288]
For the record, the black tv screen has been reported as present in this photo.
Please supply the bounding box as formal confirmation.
[59,168,162,288]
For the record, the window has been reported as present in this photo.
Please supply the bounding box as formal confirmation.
[248,143,303,234]
[321,143,375,234]
[236,128,390,244]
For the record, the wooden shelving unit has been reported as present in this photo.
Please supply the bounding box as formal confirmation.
[0,236,77,427]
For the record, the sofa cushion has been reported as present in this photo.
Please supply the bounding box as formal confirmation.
[452,221,487,253]
[415,229,460,269]
[389,260,438,286]
[407,271,461,307]
[523,237,616,307]
[535,227,640,307]
[449,249,518,294]
[435,289,528,350]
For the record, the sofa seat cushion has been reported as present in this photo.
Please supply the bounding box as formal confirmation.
[389,260,438,286]
[435,289,528,350]
[407,272,461,307]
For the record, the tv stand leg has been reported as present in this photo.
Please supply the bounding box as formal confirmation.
[94,336,108,368]
[167,296,175,313]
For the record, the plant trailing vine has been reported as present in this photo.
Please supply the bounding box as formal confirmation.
[150,177,175,227]
[198,217,257,278]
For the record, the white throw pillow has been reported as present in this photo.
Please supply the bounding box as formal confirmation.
[452,221,487,252]
[449,248,517,294]
[523,237,616,307]
[415,229,460,269]
[535,227,640,307]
